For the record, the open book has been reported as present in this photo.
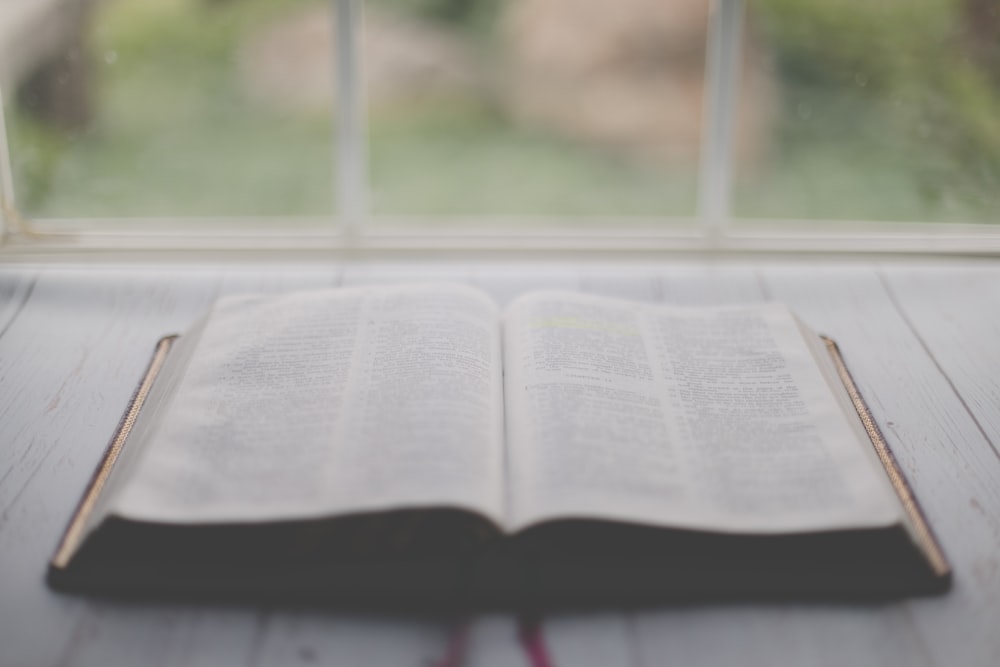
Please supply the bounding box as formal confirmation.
[49,284,950,606]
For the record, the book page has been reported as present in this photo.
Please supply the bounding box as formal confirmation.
[111,284,505,525]
[502,292,901,533]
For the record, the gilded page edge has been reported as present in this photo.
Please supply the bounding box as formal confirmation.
[50,335,178,570]
[822,335,951,578]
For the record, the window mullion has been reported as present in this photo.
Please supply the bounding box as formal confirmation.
[0,88,18,240]
[698,0,745,237]
[334,0,367,236]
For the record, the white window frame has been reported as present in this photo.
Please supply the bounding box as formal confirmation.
[1,0,999,259]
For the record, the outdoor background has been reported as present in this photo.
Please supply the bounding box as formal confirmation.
[6,0,1000,225]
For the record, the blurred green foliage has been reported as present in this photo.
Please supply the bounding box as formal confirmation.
[6,114,68,212]
[373,0,499,33]
[368,101,693,217]
[9,0,336,217]
[748,0,1000,220]
[6,0,999,222]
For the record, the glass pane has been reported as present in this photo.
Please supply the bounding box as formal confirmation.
[363,0,712,224]
[736,0,1000,223]
[6,0,334,220]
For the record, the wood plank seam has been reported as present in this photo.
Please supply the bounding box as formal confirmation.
[0,272,37,339]
[753,269,772,300]
[898,602,939,667]
[623,611,647,667]
[52,601,103,667]
[0,272,231,528]
[245,609,274,667]
[877,270,1000,462]
[648,275,664,302]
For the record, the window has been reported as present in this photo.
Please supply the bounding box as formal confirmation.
[1,0,998,253]
[735,0,1000,226]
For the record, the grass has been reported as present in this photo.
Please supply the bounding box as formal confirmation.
[735,86,1000,223]
[368,104,696,219]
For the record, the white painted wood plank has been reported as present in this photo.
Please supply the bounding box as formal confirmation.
[629,266,936,667]
[633,605,932,667]
[0,268,226,513]
[0,267,38,337]
[543,613,635,667]
[341,261,482,288]
[54,606,267,667]
[52,267,343,667]
[880,265,1000,449]
[760,264,1000,667]
[3,262,999,667]
[252,612,448,667]
[462,615,531,667]
[578,265,660,301]
[470,264,579,307]
[215,264,342,295]
[655,263,766,305]
[0,268,228,667]
[0,266,342,667]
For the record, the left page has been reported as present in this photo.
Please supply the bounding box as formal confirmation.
[109,284,506,525]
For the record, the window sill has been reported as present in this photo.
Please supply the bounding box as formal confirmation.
[2,217,1000,262]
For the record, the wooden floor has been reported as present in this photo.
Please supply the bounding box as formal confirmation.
[1,259,999,667]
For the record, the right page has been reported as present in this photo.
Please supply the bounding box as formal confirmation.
[502,292,902,534]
